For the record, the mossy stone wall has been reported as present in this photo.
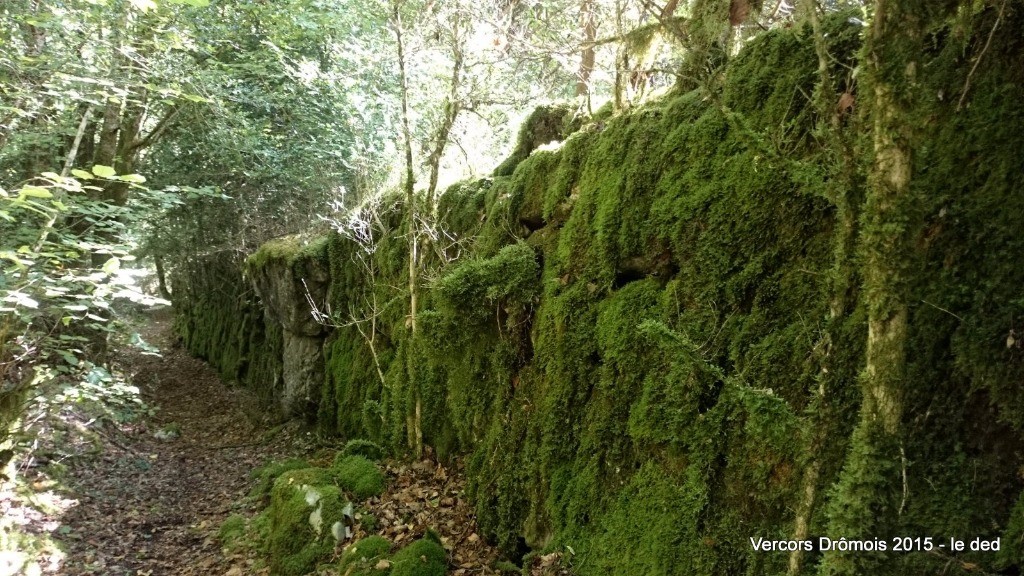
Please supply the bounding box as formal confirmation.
[172,253,283,407]
[174,9,1024,574]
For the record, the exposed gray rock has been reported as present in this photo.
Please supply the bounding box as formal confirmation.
[250,251,328,337]
[280,332,324,418]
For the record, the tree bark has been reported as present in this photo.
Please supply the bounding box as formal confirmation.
[425,15,463,212]
[391,0,423,458]
[576,0,597,107]
[860,0,917,436]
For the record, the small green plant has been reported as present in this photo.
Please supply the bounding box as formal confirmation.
[494,559,522,574]
[359,511,379,533]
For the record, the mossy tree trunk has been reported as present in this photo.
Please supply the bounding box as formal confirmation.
[819,1,927,574]
[424,13,463,214]
[788,1,860,573]
[576,0,597,111]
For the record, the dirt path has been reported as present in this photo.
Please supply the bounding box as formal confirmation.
[53,312,295,576]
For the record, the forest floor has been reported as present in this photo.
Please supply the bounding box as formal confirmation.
[0,311,524,576]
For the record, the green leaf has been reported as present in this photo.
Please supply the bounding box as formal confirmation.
[71,169,94,180]
[119,174,147,183]
[91,165,117,178]
[58,350,79,366]
[169,0,211,6]
[102,257,121,274]
[19,185,53,198]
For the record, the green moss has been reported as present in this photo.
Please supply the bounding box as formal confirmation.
[172,252,283,406]
[245,234,328,272]
[342,439,386,461]
[250,458,311,503]
[267,470,350,576]
[177,11,1024,575]
[339,535,393,575]
[433,242,540,321]
[217,514,246,544]
[389,536,447,576]
[494,105,575,177]
[359,512,379,533]
[333,455,386,500]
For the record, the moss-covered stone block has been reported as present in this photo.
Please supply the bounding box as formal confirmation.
[494,104,575,177]
[333,455,386,500]
[433,242,540,321]
[250,458,311,503]
[267,469,350,575]
[247,234,330,337]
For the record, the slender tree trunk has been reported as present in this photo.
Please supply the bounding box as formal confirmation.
[425,16,463,212]
[576,0,597,111]
[33,105,94,253]
[788,2,859,573]
[391,0,423,458]
[860,0,916,436]
[613,0,626,111]
[94,100,122,171]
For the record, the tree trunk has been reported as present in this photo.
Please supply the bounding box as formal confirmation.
[425,15,463,213]
[860,0,920,434]
[391,0,423,458]
[576,0,597,109]
[787,1,859,572]
[818,1,925,574]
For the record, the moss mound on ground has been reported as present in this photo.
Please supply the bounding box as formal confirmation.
[338,535,393,575]
[388,535,447,576]
[341,439,386,461]
[217,514,246,545]
[333,455,386,499]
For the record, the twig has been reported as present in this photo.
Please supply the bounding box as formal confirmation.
[201,440,266,450]
[898,442,908,516]
[957,0,1006,111]
[921,299,964,322]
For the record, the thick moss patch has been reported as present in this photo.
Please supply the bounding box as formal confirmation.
[338,535,393,575]
[389,535,447,576]
[266,469,350,576]
[250,458,311,503]
[333,455,386,500]
[341,439,386,461]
